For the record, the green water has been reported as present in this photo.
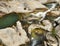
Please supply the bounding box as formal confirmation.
[0,13,19,29]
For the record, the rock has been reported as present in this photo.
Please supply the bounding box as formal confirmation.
[28,20,53,34]
[46,32,58,46]
[55,25,60,37]
[28,24,40,34]
[51,11,60,16]
[0,0,47,13]
[0,21,29,46]
[39,20,53,31]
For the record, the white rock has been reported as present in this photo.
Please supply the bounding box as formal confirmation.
[0,0,47,13]
[36,0,60,4]
[28,20,53,34]
[55,25,60,37]
[25,0,47,10]
[46,32,58,46]
[31,3,56,21]
[28,24,41,34]
[0,21,29,46]
[40,20,53,31]
[54,17,60,24]
[35,0,48,4]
